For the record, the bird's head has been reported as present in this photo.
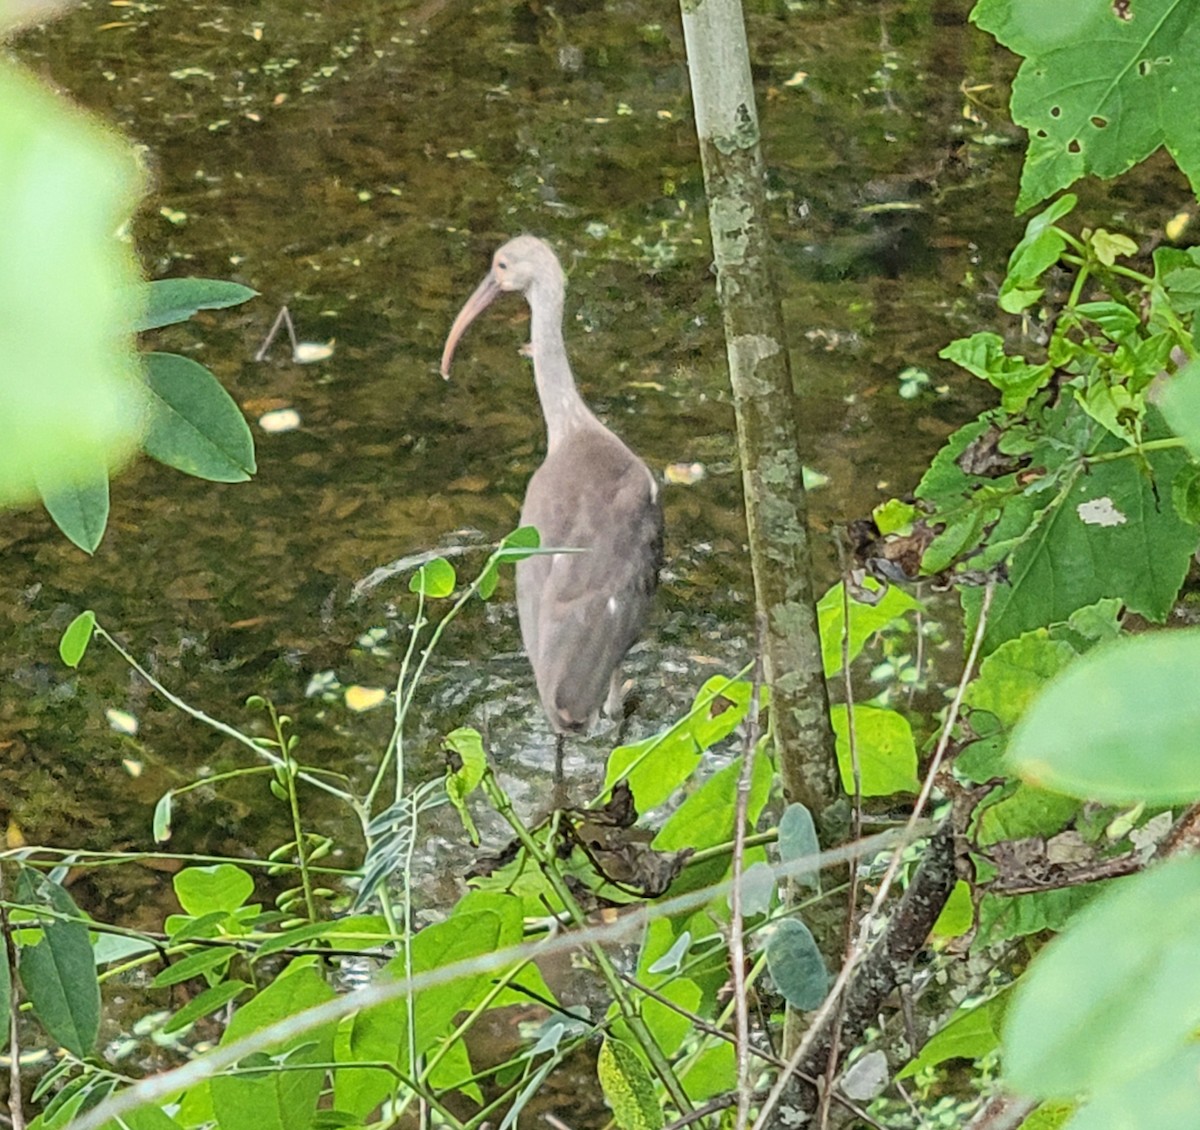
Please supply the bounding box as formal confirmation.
[440,235,566,378]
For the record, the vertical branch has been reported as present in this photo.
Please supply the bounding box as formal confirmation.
[678,0,839,825]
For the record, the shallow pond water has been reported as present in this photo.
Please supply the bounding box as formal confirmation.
[2,0,1187,940]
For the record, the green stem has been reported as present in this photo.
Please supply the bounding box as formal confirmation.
[268,702,319,923]
[1086,436,1185,463]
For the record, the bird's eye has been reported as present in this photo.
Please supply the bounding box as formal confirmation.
[497,259,508,270]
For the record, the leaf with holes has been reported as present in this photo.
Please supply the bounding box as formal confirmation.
[972,0,1200,209]
[143,352,256,481]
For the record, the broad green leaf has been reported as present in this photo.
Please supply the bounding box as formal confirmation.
[427,1034,483,1105]
[477,526,541,599]
[335,910,503,1117]
[136,278,258,332]
[653,749,772,893]
[606,675,752,811]
[977,884,1106,946]
[816,580,919,677]
[162,980,252,1034]
[898,988,1009,1079]
[962,436,1197,655]
[1074,300,1141,341]
[765,918,829,1010]
[777,803,820,890]
[16,870,101,1057]
[641,977,701,1058]
[410,556,456,598]
[831,704,919,796]
[872,497,917,534]
[597,1039,663,1130]
[1008,629,1200,804]
[40,465,110,554]
[997,200,1071,313]
[174,864,255,917]
[1003,858,1200,1097]
[974,783,1080,846]
[210,963,336,1130]
[972,0,1200,209]
[142,352,256,481]
[963,629,1077,729]
[1170,463,1200,525]
[680,1041,736,1102]
[0,60,144,510]
[58,610,96,668]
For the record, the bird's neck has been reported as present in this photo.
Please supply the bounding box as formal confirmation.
[529,286,598,452]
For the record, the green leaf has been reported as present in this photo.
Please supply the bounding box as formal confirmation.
[136,278,258,332]
[872,498,917,534]
[476,526,541,600]
[1170,462,1200,524]
[0,61,144,510]
[963,434,1198,655]
[174,865,255,917]
[142,352,256,481]
[1088,230,1138,268]
[765,918,829,1010]
[1008,629,1200,804]
[15,870,101,1057]
[898,987,1009,1079]
[777,803,820,890]
[162,980,252,1034]
[151,945,239,988]
[680,1041,736,1102]
[939,332,1052,410]
[963,629,1077,729]
[1003,857,1200,1098]
[58,611,96,668]
[444,726,486,843]
[975,783,1080,846]
[597,1038,664,1130]
[932,880,974,939]
[973,0,1200,210]
[817,581,920,677]
[210,964,336,1130]
[831,704,919,796]
[409,556,456,598]
[995,196,1076,310]
[606,675,753,811]
[640,977,701,1058]
[977,883,1107,946]
[40,465,110,553]
[335,911,503,1117]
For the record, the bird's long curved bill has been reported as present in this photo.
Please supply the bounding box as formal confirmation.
[440,273,503,378]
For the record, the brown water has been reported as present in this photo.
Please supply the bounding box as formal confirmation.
[3,0,1186,920]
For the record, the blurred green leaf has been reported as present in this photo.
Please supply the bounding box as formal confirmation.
[58,610,96,668]
[1008,629,1200,804]
[136,278,258,332]
[1160,359,1200,460]
[142,352,256,481]
[1003,857,1200,1098]
[0,60,144,510]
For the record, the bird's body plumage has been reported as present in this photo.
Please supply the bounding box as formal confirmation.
[441,235,662,735]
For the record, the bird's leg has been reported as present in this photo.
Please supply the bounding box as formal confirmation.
[554,733,566,784]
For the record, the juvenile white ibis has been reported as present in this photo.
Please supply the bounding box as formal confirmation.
[440,236,663,741]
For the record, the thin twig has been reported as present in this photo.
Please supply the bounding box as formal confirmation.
[752,582,995,1130]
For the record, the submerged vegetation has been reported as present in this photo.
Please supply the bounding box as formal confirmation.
[5,1,1200,1129]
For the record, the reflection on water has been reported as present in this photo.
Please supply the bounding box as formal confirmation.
[5,0,1169,907]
